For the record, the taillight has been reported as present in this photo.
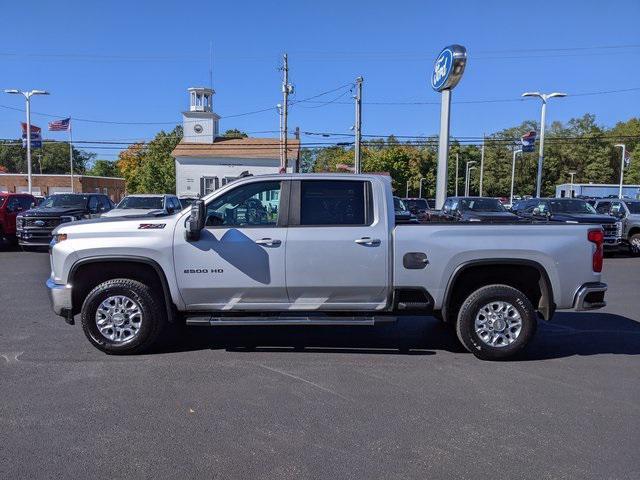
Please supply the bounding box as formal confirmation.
[588,229,604,273]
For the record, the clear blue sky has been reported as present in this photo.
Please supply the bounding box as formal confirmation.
[1,0,639,161]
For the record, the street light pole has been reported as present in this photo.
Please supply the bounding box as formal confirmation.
[419,178,426,198]
[406,180,410,197]
[464,160,477,196]
[522,91,566,197]
[4,89,50,195]
[568,170,577,198]
[615,144,626,199]
[510,149,522,206]
[455,153,459,196]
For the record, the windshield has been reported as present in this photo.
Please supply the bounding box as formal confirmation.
[459,198,505,212]
[625,201,640,214]
[40,194,88,209]
[116,196,164,210]
[404,199,428,211]
[549,199,596,214]
[393,197,408,212]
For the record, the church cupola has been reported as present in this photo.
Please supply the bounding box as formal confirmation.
[182,87,220,143]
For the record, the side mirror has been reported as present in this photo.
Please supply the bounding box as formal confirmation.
[186,200,206,241]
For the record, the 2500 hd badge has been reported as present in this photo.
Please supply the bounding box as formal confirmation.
[183,268,224,274]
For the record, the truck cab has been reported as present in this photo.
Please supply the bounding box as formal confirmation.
[0,193,36,245]
[594,198,640,255]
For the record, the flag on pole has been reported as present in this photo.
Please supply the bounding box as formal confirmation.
[48,117,71,131]
[21,123,42,148]
[520,131,537,152]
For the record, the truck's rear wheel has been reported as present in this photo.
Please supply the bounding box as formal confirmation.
[629,233,640,257]
[80,278,166,355]
[455,284,537,360]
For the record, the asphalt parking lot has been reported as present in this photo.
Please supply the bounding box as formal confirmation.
[1,248,639,480]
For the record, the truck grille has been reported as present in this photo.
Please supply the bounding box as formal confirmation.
[21,217,61,229]
[602,223,619,239]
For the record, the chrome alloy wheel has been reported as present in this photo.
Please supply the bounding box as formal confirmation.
[631,237,640,255]
[95,295,143,343]
[474,301,522,348]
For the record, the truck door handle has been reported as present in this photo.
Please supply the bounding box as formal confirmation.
[255,238,281,247]
[355,237,381,246]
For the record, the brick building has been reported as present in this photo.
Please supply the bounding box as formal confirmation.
[0,174,126,202]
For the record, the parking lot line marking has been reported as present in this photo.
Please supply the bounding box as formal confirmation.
[0,352,24,364]
[258,364,351,401]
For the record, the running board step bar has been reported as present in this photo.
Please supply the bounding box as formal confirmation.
[185,315,397,326]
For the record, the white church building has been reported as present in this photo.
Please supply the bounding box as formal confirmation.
[172,87,299,197]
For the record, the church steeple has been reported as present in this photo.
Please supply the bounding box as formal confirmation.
[182,87,220,143]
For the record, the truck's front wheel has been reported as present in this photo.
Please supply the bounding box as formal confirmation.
[80,278,166,355]
[455,284,537,360]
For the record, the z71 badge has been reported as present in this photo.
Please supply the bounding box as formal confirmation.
[138,223,166,229]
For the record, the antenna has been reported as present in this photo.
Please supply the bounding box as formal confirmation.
[209,41,214,90]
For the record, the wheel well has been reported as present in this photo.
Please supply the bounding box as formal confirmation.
[442,263,553,323]
[629,226,640,237]
[70,260,171,317]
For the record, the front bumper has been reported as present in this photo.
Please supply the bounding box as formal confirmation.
[17,228,54,246]
[573,282,607,311]
[46,278,73,322]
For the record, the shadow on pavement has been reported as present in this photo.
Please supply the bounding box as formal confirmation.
[161,311,640,360]
[161,316,463,356]
[522,312,640,360]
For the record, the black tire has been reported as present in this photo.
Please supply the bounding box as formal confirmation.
[80,278,166,355]
[455,284,537,361]
[629,233,640,257]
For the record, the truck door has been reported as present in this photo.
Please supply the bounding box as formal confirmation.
[173,179,289,310]
[285,179,389,310]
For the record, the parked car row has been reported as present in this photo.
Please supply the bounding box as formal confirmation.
[0,192,188,248]
[399,194,636,256]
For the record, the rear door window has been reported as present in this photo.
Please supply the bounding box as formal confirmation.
[297,180,371,226]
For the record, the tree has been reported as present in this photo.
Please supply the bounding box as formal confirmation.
[223,129,248,139]
[117,126,183,194]
[86,159,120,178]
[0,141,93,174]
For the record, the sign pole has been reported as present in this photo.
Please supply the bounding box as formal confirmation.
[431,45,466,210]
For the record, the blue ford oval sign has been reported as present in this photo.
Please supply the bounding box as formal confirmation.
[431,45,467,92]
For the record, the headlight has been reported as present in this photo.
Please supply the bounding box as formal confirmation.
[53,233,68,243]
[16,216,24,228]
[60,215,75,224]
[616,221,622,235]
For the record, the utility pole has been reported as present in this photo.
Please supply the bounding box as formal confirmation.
[455,153,459,196]
[277,104,283,169]
[479,135,485,196]
[354,76,363,173]
[406,180,410,197]
[280,53,292,173]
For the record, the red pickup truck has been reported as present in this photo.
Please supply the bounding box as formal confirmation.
[0,193,36,245]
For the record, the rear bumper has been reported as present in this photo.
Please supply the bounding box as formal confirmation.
[46,278,73,320]
[573,282,607,311]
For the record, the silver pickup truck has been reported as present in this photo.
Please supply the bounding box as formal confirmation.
[47,174,607,360]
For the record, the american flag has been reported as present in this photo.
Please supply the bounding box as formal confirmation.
[48,117,71,131]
